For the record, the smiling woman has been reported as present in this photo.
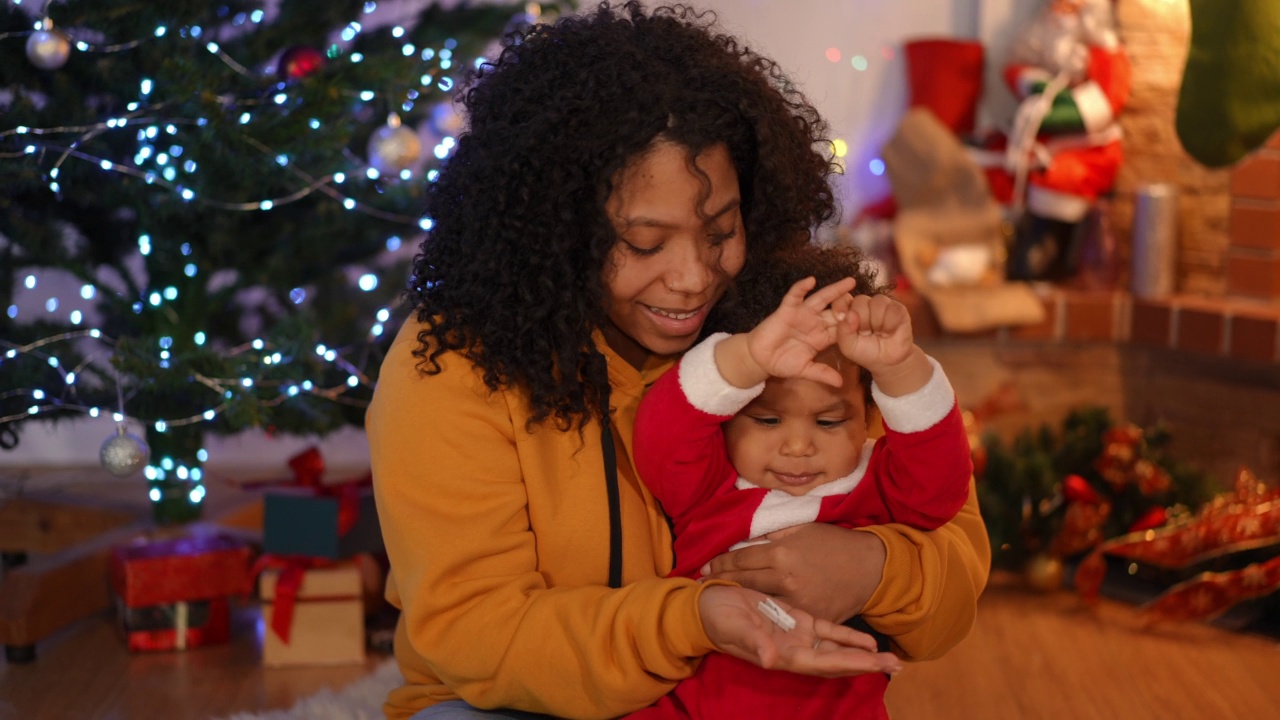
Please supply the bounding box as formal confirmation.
[602,141,746,367]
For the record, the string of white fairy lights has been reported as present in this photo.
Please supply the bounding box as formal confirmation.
[0,329,378,431]
[2,0,471,228]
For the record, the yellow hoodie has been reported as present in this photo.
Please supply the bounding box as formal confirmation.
[367,318,990,719]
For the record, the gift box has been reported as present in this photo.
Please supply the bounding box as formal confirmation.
[110,533,255,652]
[117,597,231,652]
[260,562,366,666]
[262,483,382,560]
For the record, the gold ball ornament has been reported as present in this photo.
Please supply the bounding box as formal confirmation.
[1025,553,1065,592]
[26,26,71,71]
[367,114,422,174]
[100,426,150,477]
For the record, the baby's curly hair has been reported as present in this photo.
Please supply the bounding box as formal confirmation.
[704,243,888,399]
[407,1,838,431]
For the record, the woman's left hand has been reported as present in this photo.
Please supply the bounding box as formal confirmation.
[697,585,901,677]
[700,523,886,624]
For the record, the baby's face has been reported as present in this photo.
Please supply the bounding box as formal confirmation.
[723,352,868,496]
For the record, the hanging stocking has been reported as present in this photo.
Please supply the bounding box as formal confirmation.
[1177,0,1280,167]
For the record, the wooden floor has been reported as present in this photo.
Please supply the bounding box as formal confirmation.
[2,574,1278,719]
[884,574,1280,719]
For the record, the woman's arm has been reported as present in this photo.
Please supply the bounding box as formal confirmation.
[368,327,715,718]
[857,483,990,660]
[702,481,990,661]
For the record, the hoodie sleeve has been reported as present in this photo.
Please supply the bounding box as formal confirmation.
[367,325,720,718]
[856,483,991,661]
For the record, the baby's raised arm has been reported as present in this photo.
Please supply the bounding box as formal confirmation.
[832,293,932,398]
[713,276,855,389]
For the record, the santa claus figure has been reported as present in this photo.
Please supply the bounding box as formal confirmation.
[994,0,1131,280]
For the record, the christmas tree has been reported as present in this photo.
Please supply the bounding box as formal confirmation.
[0,0,570,524]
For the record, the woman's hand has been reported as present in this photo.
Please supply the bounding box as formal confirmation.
[697,585,901,677]
[700,524,886,624]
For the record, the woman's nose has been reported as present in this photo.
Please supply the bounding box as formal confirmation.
[663,240,717,294]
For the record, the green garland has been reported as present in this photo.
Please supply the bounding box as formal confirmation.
[976,406,1219,570]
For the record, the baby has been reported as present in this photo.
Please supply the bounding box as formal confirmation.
[631,244,972,719]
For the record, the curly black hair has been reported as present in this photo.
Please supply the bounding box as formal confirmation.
[407,1,839,431]
[704,243,888,399]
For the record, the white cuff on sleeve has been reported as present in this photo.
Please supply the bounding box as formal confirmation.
[871,356,955,433]
[677,333,764,417]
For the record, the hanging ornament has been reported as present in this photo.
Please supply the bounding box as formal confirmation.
[367,114,422,174]
[26,19,71,71]
[1024,552,1065,592]
[100,425,150,477]
[277,45,325,81]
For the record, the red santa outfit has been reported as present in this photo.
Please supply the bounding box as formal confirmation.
[628,334,972,720]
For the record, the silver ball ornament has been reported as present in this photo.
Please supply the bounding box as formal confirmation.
[100,427,150,477]
[367,116,422,174]
[26,28,71,71]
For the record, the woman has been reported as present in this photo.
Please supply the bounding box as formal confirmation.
[367,3,990,718]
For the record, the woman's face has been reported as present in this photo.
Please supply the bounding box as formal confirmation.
[602,141,746,367]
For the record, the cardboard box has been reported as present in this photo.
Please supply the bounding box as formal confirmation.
[262,485,382,560]
[260,564,365,666]
[118,597,231,652]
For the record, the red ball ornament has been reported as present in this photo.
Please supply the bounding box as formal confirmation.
[1062,474,1103,505]
[1128,506,1168,533]
[278,46,325,81]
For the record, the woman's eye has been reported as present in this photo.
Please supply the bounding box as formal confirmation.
[622,240,661,256]
[708,227,737,244]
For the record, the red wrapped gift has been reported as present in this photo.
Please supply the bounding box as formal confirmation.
[112,533,254,606]
[110,533,255,652]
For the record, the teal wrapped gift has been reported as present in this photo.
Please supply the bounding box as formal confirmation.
[262,481,382,560]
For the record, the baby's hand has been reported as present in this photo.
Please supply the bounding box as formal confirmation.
[744,276,856,387]
[832,294,915,374]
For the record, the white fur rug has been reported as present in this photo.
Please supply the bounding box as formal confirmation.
[214,659,402,720]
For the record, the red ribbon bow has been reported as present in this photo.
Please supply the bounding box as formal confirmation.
[287,446,325,488]
[253,554,334,645]
[285,446,373,537]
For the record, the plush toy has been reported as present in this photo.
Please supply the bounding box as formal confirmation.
[1176,0,1280,167]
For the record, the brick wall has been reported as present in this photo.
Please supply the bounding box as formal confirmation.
[901,288,1280,484]
[1113,0,1232,298]
[1228,142,1280,298]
